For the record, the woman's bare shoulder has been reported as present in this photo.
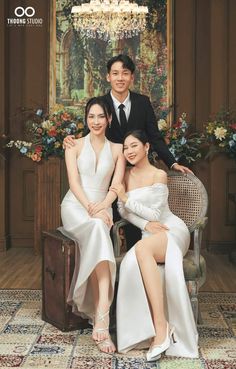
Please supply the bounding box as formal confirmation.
[153,168,167,184]
[75,136,85,145]
[65,137,84,155]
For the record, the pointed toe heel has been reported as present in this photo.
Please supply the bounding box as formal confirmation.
[146,324,177,362]
[146,348,161,362]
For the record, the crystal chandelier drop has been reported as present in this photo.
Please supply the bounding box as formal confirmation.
[71,0,148,42]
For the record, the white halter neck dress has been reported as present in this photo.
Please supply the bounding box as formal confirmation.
[58,134,116,320]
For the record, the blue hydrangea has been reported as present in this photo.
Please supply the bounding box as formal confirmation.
[181,122,188,129]
[69,123,77,129]
[36,109,43,117]
[20,146,28,154]
[233,133,236,141]
[47,137,56,144]
[65,128,72,134]
[229,140,236,147]
[180,137,187,145]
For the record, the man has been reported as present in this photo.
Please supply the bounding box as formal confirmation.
[64,54,191,174]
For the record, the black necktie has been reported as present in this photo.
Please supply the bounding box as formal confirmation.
[118,104,127,133]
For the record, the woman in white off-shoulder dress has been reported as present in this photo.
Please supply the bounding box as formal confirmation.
[58,97,125,354]
[111,130,198,361]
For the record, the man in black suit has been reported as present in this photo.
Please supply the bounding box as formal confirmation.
[64,54,191,173]
[103,54,186,171]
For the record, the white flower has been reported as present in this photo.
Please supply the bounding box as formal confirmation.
[158,119,168,131]
[15,141,24,149]
[214,127,227,141]
[22,141,32,147]
[6,140,14,147]
[41,120,52,130]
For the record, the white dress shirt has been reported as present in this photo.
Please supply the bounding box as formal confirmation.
[110,91,131,124]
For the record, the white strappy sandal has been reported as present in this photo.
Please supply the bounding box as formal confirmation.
[92,310,116,354]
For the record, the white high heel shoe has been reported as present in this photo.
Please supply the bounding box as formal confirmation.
[146,323,176,362]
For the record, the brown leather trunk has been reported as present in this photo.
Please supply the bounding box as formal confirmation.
[42,230,89,331]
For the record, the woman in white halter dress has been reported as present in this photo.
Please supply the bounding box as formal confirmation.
[111,130,198,361]
[58,97,125,354]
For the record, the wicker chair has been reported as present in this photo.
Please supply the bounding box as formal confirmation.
[112,172,208,324]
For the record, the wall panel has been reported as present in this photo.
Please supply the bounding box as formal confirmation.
[228,0,236,106]
[174,0,196,123]
[6,0,49,248]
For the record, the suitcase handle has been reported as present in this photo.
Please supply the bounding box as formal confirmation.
[46,267,56,280]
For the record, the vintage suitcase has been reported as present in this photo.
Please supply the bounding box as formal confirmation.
[42,230,89,331]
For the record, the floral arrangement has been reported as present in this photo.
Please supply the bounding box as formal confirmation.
[158,113,204,164]
[6,104,236,164]
[6,105,84,162]
[203,109,236,160]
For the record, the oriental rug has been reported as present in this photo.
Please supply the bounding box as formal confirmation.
[0,290,235,369]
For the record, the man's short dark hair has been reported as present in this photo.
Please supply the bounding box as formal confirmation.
[106,54,135,74]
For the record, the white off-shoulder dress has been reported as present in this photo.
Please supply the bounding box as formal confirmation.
[116,183,199,358]
[58,134,116,321]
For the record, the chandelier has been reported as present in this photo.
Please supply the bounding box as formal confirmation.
[71,0,148,42]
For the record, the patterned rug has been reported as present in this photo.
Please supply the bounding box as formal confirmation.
[0,290,235,369]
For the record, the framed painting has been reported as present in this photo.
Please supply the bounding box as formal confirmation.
[49,0,174,121]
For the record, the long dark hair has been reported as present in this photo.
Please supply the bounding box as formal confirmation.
[83,97,112,136]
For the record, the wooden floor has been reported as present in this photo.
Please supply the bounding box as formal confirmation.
[0,247,235,291]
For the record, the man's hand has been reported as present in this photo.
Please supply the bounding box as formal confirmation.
[172,163,193,174]
[145,221,169,234]
[92,209,113,228]
[63,135,76,149]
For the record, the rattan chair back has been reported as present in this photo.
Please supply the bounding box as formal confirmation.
[167,172,208,233]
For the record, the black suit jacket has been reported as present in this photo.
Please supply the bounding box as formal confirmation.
[102,91,176,168]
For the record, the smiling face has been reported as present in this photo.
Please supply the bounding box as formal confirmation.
[86,103,111,136]
[123,134,149,165]
[106,61,134,96]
